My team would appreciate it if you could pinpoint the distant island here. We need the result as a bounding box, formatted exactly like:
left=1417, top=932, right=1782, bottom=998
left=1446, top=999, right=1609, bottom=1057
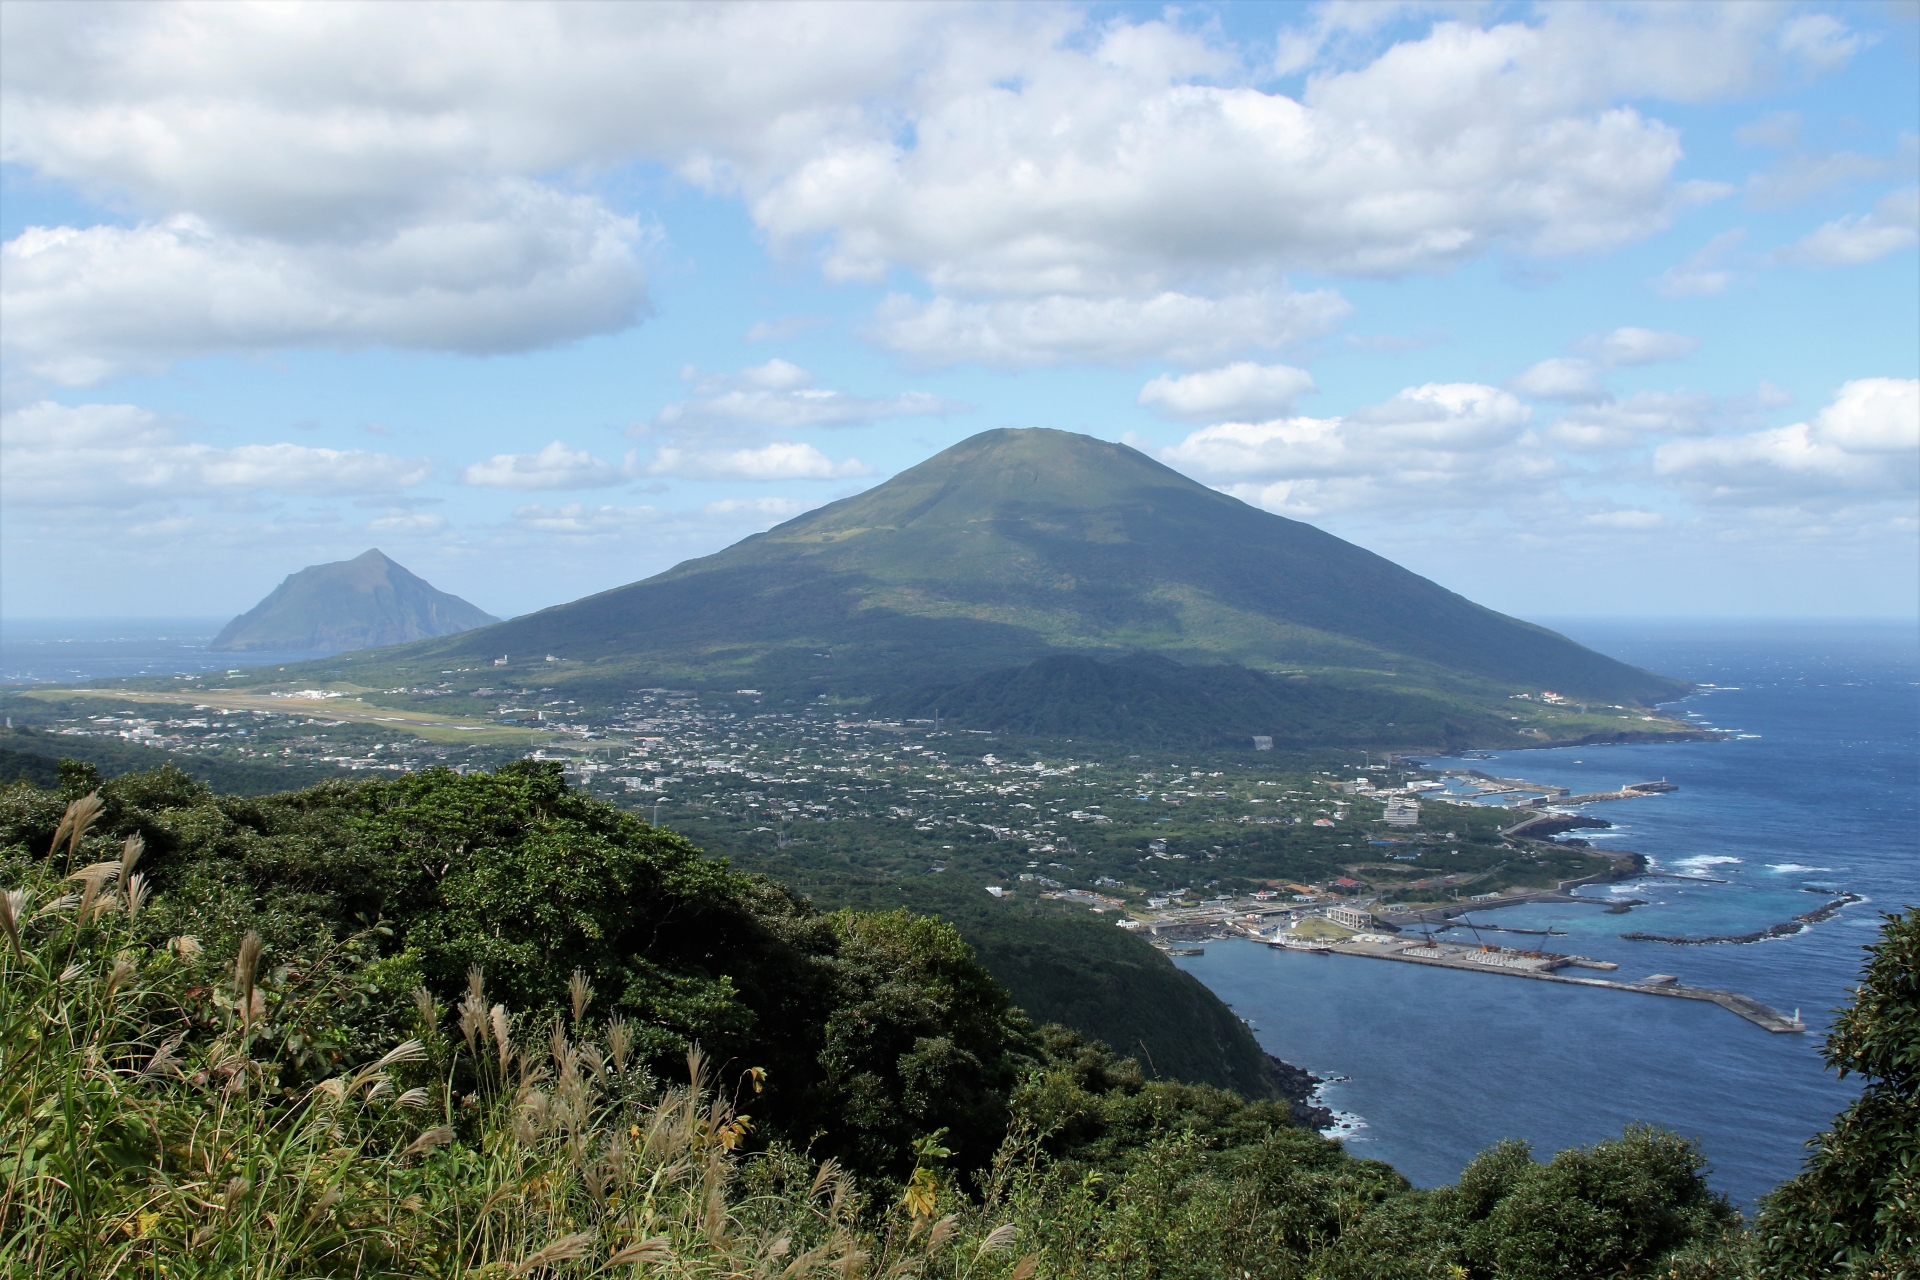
left=210, top=548, right=497, bottom=654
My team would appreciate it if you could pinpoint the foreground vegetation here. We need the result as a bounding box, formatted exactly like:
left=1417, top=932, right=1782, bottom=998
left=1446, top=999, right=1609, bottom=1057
left=2, top=763, right=1910, bottom=1277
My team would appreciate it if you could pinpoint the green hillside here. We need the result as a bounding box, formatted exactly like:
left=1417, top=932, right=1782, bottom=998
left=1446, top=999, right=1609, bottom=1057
left=211, top=548, right=497, bottom=653
left=256, top=430, right=1686, bottom=739
left=730, top=854, right=1282, bottom=1101
left=875, top=652, right=1529, bottom=748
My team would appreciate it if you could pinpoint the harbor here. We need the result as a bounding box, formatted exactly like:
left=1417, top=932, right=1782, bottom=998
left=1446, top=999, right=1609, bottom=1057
left=1141, top=891, right=1810, bottom=1034
left=1121, top=763, right=1840, bottom=1039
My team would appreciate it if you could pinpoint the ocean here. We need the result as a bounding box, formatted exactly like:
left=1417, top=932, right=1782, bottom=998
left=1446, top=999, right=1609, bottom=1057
left=1174, top=619, right=1918, bottom=1209
left=0, top=617, right=330, bottom=686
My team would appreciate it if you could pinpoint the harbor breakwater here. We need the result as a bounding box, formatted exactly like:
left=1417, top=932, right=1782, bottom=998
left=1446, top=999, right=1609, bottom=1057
left=1621, top=893, right=1865, bottom=946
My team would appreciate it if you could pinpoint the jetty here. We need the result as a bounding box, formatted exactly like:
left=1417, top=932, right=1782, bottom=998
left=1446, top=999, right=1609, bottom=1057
left=1516, top=778, right=1680, bottom=812
left=1622, top=893, right=1864, bottom=946
left=1260, top=933, right=1806, bottom=1033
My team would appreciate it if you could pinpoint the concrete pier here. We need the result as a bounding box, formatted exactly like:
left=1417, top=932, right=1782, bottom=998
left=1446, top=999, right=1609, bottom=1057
left=1261, top=934, right=1806, bottom=1034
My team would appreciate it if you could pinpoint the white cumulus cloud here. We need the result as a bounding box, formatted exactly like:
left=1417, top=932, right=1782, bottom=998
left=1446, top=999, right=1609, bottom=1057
left=1654, top=378, right=1919, bottom=504
left=1139, top=363, right=1317, bottom=423
left=1511, top=358, right=1608, bottom=403
left=0, top=400, right=432, bottom=505
left=759, top=8, right=1772, bottom=294
left=461, top=441, right=620, bottom=491
left=1773, top=187, right=1920, bottom=268
left=701, top=496, right=823, bottom=525
left=1654, top=229, right=1747, bottom=297
left=1586, top=327, right=1701, bottom=367
left=1512, top=328, right=1700, bottom=403
left=1, top=190, right=650, bottom=388
left=641, top=442, right=871, bottom=483
left=0, top=3, right=1834, bottom=378
left=1544, top=391, right=1720, bottom=452
left=1158, top=382, right=1538, bottom=517
left=868, top=291, right=1348, bottom=370
left=0, top=1, right=955, bottom=383
left=649, top=360, right=964, bottom=431
left=512, top=503, right=663, bottom=535
left=366, top=512, right=447, bottom=535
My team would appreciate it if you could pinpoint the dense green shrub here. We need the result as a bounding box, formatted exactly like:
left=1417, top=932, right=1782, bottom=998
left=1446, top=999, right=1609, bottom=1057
left=1751, top=908, right=1918, bottom=1278
left=0, top=763, right=1046, bottom=1179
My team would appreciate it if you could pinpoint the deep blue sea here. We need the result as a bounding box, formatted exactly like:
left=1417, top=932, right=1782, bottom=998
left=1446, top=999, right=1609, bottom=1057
left=1175, top=619, right=1918, bottom=1209
left=0, top=617, right=329, bottom=686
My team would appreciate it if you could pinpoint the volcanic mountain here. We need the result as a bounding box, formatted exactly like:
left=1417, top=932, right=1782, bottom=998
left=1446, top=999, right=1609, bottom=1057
left=382, top=429, right=1682, bottom=715
left=211, top=549, right=498, bottom=654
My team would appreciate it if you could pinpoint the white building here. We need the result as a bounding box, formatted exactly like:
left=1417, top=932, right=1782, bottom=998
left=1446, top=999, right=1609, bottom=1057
left=1327, top=906, right=1374, bottom=931
left=1383, top=797, right=1420, bottom=827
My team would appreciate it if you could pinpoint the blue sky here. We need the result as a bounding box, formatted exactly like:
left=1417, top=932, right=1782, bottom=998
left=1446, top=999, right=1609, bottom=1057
left=2, top=1, right=1915, bottom=623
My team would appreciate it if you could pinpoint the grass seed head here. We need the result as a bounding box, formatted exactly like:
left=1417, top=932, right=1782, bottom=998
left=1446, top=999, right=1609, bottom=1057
left=976, top=1223, right=1019, bottom=1257
left=70, top=859, right=121, bottom=919
left=606, top=1016, right=633, bottom=1073
left=124, top=872, right=151, bottom=919
left=491, top=1004, right=513, bottom=1072
left=0, top=887, right=24, bottom=955
left=509, top=1231, right=596, bottom=1277
left=233, top=931, right=264, bottom=1030
left=605, top=1236, right=674, bottom=1268
left=52, top=790, right=105, bottom=865
left=402, top=1126, right=454, bottom=1159
left=104, top=954, right=138, bottom=1001
left=142, top=1033, right=187, bottom=1079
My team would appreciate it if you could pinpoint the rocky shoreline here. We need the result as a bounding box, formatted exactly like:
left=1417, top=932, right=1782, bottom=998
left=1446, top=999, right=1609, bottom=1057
left=1621, top=893, right=1863, bottom=946
left=1266, top=1054, right=1338, bottom=1131
left=1527, top=728, right=1728, bottom=750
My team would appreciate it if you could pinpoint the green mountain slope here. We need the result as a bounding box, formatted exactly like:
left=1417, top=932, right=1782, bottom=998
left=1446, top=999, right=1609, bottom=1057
left=874, top=652, right=1524, bottom=748
left=211, top=549, right=497, bottom=653
left=330, top=429, right=1684, bottom=706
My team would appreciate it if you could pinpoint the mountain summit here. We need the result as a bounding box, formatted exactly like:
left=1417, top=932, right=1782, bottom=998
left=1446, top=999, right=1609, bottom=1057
left=211, top=550, right=498, bottom=654
left=401, top=428, right=1681, bottom=707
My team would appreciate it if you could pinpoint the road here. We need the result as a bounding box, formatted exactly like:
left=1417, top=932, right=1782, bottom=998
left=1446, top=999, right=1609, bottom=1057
left=24, top=687, right=543, bottom=743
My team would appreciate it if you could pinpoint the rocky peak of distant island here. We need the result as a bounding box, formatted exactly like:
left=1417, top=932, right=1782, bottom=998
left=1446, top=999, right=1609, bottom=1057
left=210, top=549, right=498, bottom=654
